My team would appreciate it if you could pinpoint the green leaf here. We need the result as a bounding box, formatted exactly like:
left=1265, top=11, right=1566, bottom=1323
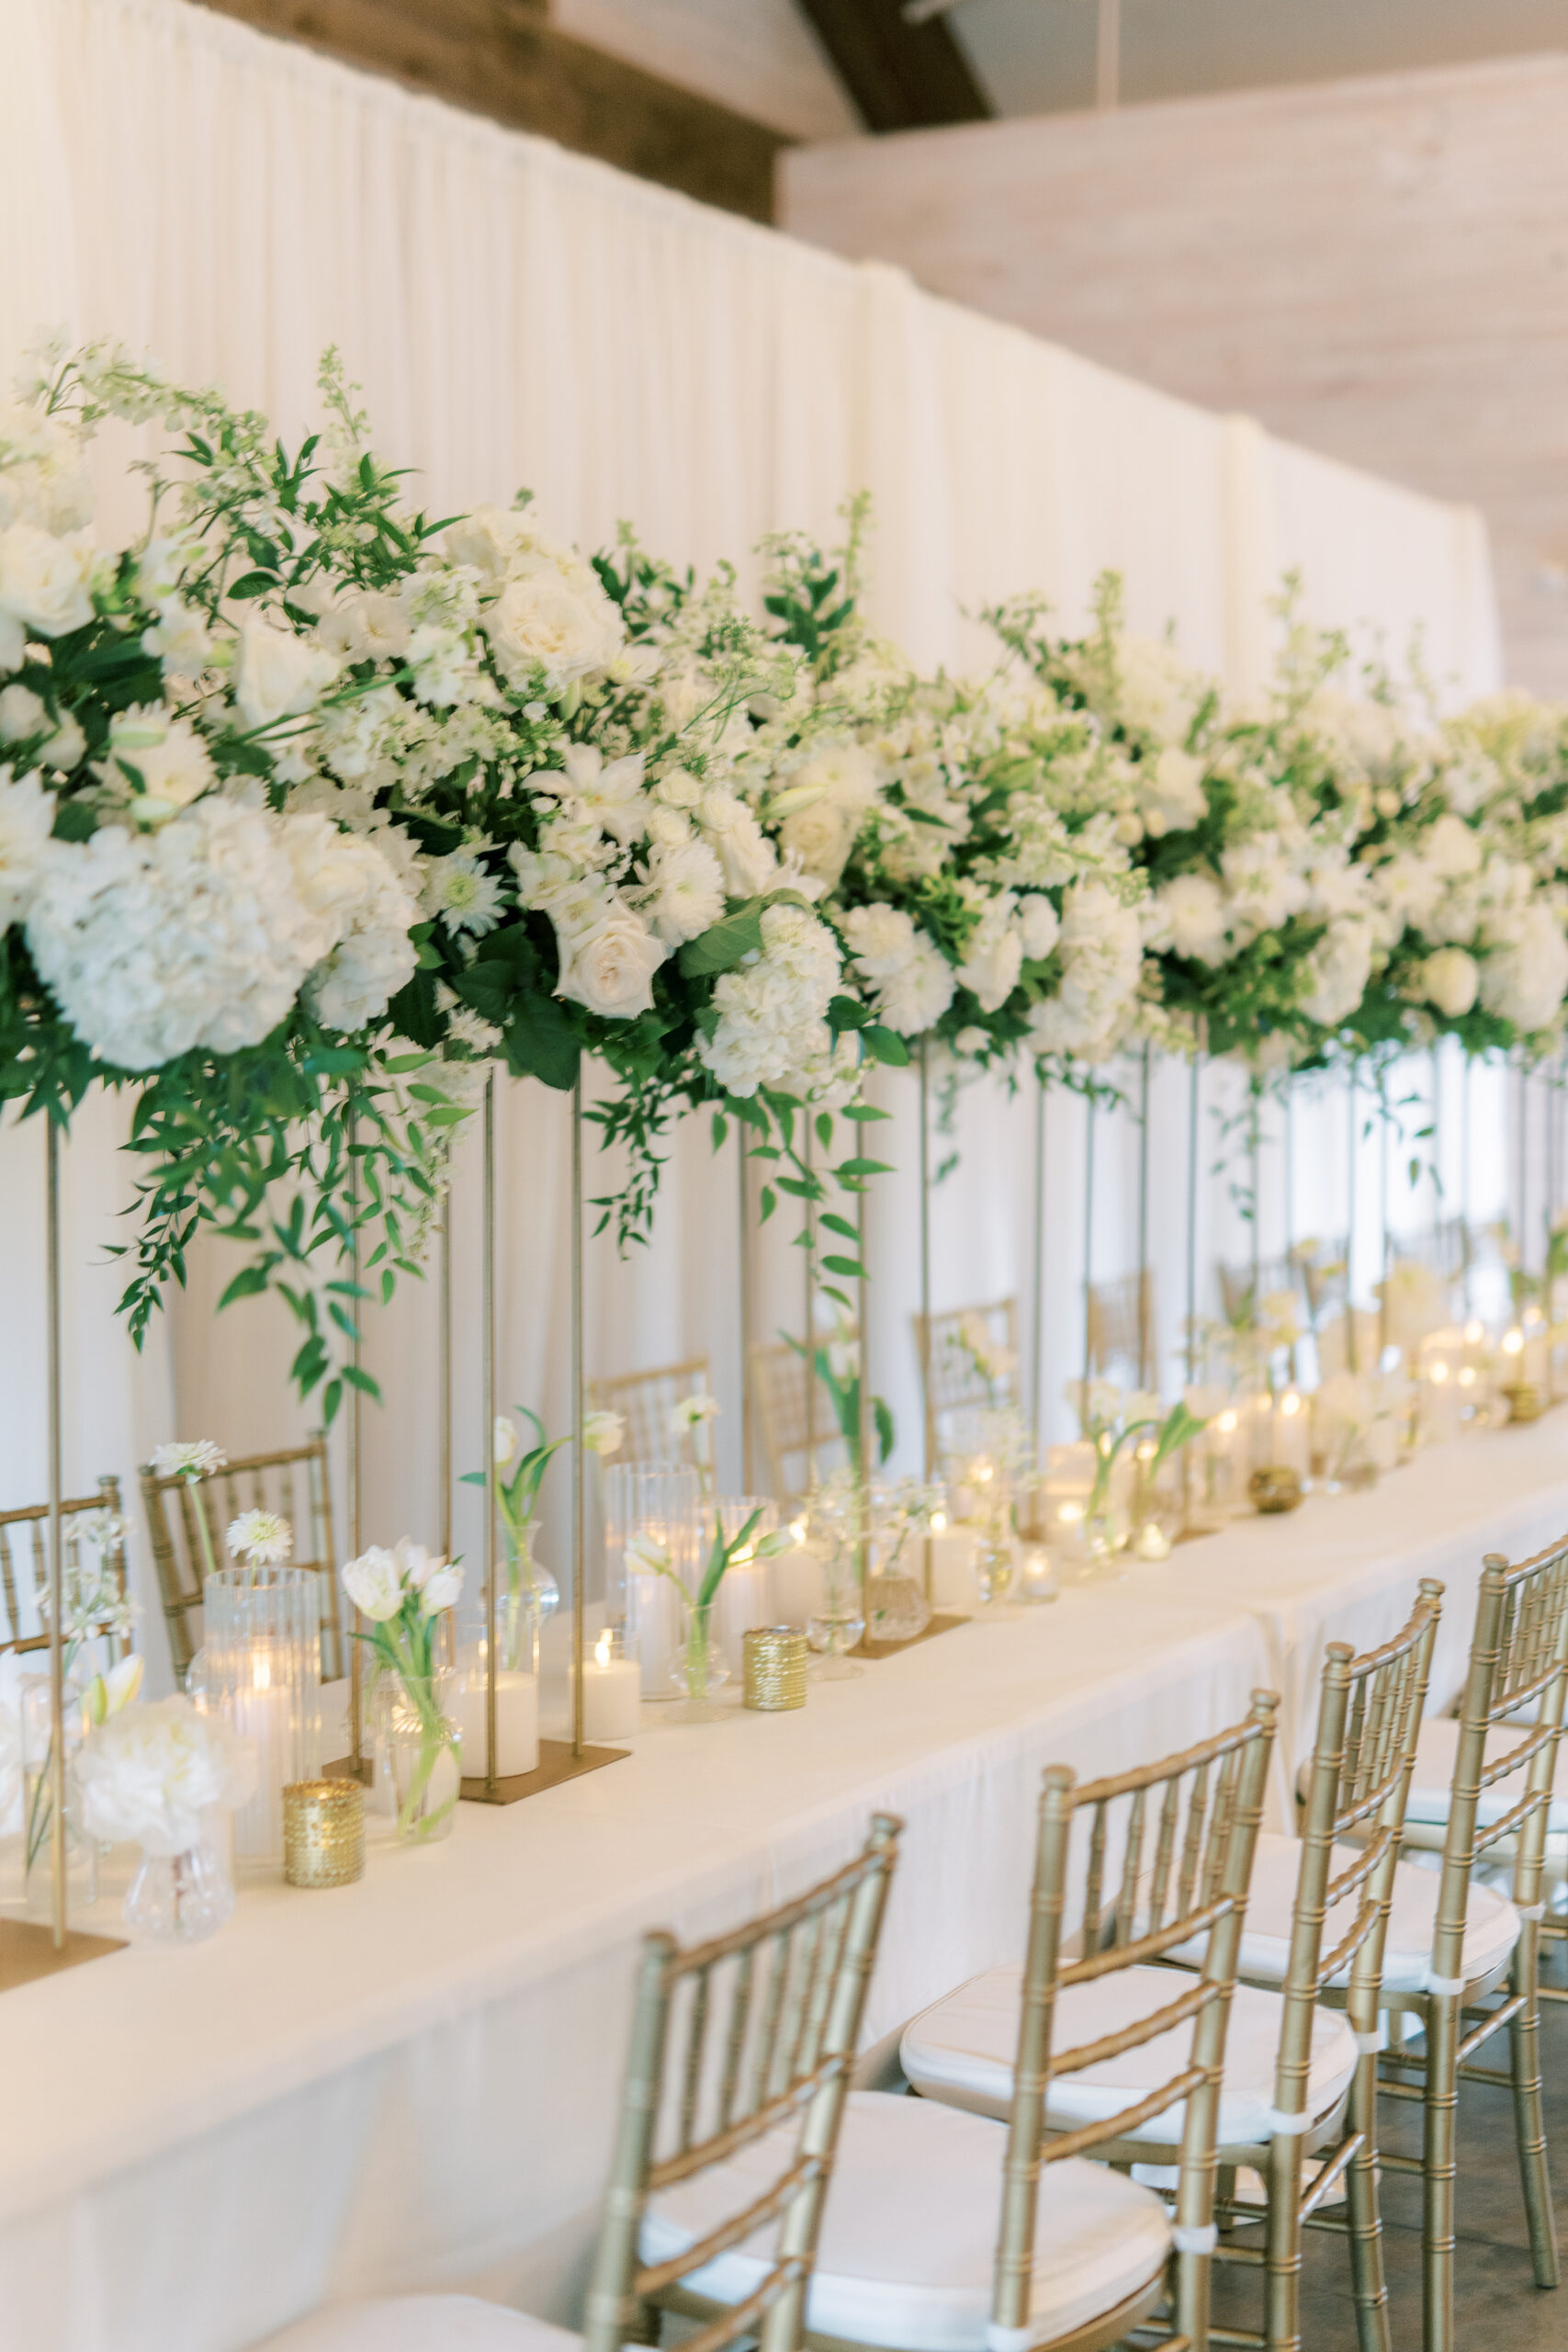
left=677, top=901, right=765, bottom=978
left=819, top=1212, right=859, bottom=1240
left=228, top=569, right=279, bottom=600
left=826, top=994, right=871, bottom=1033
left=863, top=1025, right=909, bottom=1068
left=218, top=1262, right=272, bottom=1308
left=503, top=992, right=580, bottom=1091
left=821, top=1254, right=868, bottom=1280
left=842, top=1103, right=891, bottom=1122
left=835, top=1156, right=893, bottom=1178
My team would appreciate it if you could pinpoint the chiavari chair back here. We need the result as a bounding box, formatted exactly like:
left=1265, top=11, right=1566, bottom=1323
left=913, top=1297, right=1019, bottom=1446
left=590, top=1358, right=713, bottom=1471
left=1215, top=1256, right=1298, bottom=1328
left=749, top=1339, right=850, bottom=1503
left=0, top=1475, right=131, bottom=1661
left=1297, top=1238, right=1349, bottom=1327
left=140, top=1441, right=341, bottom=1685
left=592, top=1812, right=902, bottom=2352
left=1086, top=1270, right=1157, bottom=1389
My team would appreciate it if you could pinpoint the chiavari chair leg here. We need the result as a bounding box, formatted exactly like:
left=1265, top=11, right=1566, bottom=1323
left=1263, top=2129, right=1303, bottom=2352
left=1506, top=1920, right=1560, bottom=2289
left=1343, top=2045, right=1392, bottom=2352
left=1421, top=1991, right=1459, bottom=2352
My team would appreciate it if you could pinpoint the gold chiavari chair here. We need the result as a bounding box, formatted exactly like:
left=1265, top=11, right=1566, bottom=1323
left=1296, top=1238, right=1349, bottom=1330
left=1372, top=1538, right=1568, bottom=2352
left=1139, top=1582, right=1443, bottom=2352
left=647, top=1696, right=1277, bottom=2352
left=0, top=1476, right=131, bottom=1662
left=590, top=1358, right=713, bottom=1470
left=249, top=1814, right=904, bottom=2352
left=1086, top=1270, right=1158, bottom=1390
left=749, top=1338, right=851, bottom=1503
left=913, top=1296, right=1019, bottom=1463
left=1215, top=1258, right=1299, bottom=1328
left=140, top=1441, right=342, bottom=1687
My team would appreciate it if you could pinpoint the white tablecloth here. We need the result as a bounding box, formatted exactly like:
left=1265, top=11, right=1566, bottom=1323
left=4, top=1419, right=1565, bottom=2352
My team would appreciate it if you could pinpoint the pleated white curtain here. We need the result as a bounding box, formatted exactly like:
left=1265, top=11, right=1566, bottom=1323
left=0, top=0, right=1506, bottom=1689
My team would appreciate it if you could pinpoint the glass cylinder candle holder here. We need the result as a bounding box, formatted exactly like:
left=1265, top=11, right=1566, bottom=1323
left=204, top=1566, right=323, bottom=1866
left=605, top=1465, right=701, bottom=1699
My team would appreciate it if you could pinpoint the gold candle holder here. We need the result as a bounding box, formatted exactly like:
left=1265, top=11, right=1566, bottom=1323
left=284, top=1780, right=365, bottom=1889
left=743, top=1626, right=807, bottom=1713
left=1248, top=1465, right=1303, bottom=1515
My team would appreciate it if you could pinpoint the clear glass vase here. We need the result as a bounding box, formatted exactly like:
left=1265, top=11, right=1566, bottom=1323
left=499, top=1526, right=558, bottom=1672
left=19, top=1675, right=98, bottom=1923
left=670, top=1598, right=732, bottom=1720
left=124, top=1839, right=234, bottom=1944
left=386, top=1673, right=461, bottom=1843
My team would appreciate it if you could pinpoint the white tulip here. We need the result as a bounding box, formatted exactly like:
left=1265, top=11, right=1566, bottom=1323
left=341, top=1544, right=406, bottom=1622
left=584, top=1410, right=625, bottom=1457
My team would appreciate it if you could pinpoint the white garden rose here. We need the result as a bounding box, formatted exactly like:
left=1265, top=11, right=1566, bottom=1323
left=482, top=568, right=622, bottom=688
left=233, top=615, right=339, bottom=732
left=1300, top=918, right=1375, bottom=1028
left=778, top=797, right=854, bottom=886
left=0, top=765, right=56, bottom=930
left=1156, top=872, right=1228, bottom=964
left=76, top=1697, right=254, bottom=1857
left=555, top=901, right=667, bottom=1019
left=0, top=523, right=98, bottom=638
left=878, top=933, right=956, bottom=1035
left=1479, top=902, right=1568, bottom=1035
left=25, top=798, right=323, bottom=1069
left=1419, top=946, right=1480, bottom=1019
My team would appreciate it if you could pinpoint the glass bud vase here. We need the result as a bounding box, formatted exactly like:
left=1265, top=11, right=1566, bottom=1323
left=500, top=1526, right=558, bottom=1672
left=670, top=1599, right=732, bottom=1721
left=387, top=1674, right=461, bottom=1844
left=124, top=1839, right=234, bottom=1944
left=20, top=1675, right=98, bottom=1923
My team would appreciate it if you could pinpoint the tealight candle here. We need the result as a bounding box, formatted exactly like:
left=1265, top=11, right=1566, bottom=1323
left=453, top=1657, right=538, bottom=1778
left=582, top=1628, right=641, bottom=1742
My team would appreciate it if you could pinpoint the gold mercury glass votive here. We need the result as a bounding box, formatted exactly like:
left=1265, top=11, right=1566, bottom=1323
left=1249, top=1465, right=1303, bottom=1516
left=743, top=1626, right=807, bottom=1713
left=284, top=1779, right=366, bottom=1888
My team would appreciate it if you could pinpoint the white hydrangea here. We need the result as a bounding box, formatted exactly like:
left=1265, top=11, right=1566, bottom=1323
left=0, top=764, right=56, bottom=929
left=1028, top=881, right=1143, bottom=1062
left=697, top=903, right=843, bottom=1095
left=1156, top=871, right=1228, bottom=965
left=26, top=798, right=325, bottom=1069
left=1479, top=901, right=1568, bottom=1035
left=282, top=818, right=420, bottom=1031
left=1299, top=918, right=1376, bottom=1028
left=840, top=901, right=957, bottom=1036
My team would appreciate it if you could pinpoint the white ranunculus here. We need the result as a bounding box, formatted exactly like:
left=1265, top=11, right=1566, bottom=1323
left=1420, top=946, right=1480, bottom=1019
left=956, top=902, right=1022, bottom=1013
left=640, top=837, right=726, bottom=945
left=482, top=569, right=622, bottom=688
left=878, top=933, right=957, bottom=1035
left=0, top=766, right=56, bottom=930
left=76, top=1696, right=255, bottom=1856
left=555, top=901, right=667, bottom=1019
left=1156, top=872, right=1228, bottom=964
left=233, top=615, right=339, bottom=732
left=0, top=523, right=97, bottom=638
left=1016, top=894, right=1061, bottom=961
left=342, top=1544, right=406, bottom=1622
left=842, top=901, right=917, bottom=978
left=26, top=798, right=323, bottom=1068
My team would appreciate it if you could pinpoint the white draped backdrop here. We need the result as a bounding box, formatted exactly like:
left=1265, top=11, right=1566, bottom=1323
left=0, top=0, right=1512, bottom=1692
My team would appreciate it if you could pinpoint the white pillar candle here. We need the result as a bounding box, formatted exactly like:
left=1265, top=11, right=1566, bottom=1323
left=627, top=1567, right=682, bottom=1698
left=716, top=1559, right=773, bottom=1676
left=1269, top=1389, right=1313, bottom=1476
left=769, top=1538, right=824, bottom=1629
left=926, top=1526, right=980, bottom=1609
left=453, top=1668, right=538, bottom=1778
left=582, top=1632, right=642, bottom=1742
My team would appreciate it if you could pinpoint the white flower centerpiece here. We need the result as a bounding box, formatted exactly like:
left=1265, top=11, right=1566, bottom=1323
left=76, top=1695, right=254, bottom=1943
left=342, top=1539, right=464, bottom=1842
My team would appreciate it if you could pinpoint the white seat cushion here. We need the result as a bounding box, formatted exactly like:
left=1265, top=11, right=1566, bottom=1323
left=1160, top=1831, right=1519, bottom=1996
left=253, top=2300, right=579, bottom=2352
left=901, top=1966, right=1356, bottom=2151
left=1404, top=1716, right=1568, bottom=1836
left=641, top=2088, right=1169, bottom=2352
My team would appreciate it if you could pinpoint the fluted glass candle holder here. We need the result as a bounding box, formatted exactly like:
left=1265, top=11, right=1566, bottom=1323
left=204, top=1566, right=322, bottom=1864
left=604, top=1465, right=701, bottom=1700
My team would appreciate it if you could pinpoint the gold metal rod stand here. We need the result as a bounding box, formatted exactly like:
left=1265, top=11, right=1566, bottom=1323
left=1136, top=1043, right=1152, bottom=1391
left=1346, top=1069, right=1359, bottom=1374
left=1030, top=1067, right=1047, bottom=1448
left=1080, top=1095, right=1096, bottom=1390
left=571, top=1076, right=585, bottom=1758
left=483, top=1074, right=498, bottom=1795
left=919, top=1040, right=934, bottom=1481
left=1461, top=1053, right=1473, bottom=1317
left=803, top=1116, right=818, bottom=1489
left=1379, top=1091, right=1392, bottom=1364
left=856, top=1176, right=872, bottom=1589
left=439, top=1190, right=452, bottom=1566
left=739, top=1122, right=755, bottom=1494
left=1283, top=1077, right=1298, bottom=1386
left=46, top=1119, right=64, bottom=1951
left=346, top=1112, right=365, bottom=1781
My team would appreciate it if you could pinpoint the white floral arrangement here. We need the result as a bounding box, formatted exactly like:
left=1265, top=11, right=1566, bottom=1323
left=76, top=1695, right=254, bottom=1856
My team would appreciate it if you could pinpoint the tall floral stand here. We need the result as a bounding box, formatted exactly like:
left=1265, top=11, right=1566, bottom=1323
left=458, top=1072, right=628, bottom=1804
left=0, top=1121, right=124, bottom=1990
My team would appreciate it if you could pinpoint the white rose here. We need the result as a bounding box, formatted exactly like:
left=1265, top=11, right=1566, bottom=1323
left=1426, top=812, right=1483, bottom=880
left=342, top=1545, right=406, bottom=1622
left=0, top=683, right=83, bottom=770
left=0, top=524, right=97, bottom=638
left=233, top=616, right=339, bottom=731
left=655, top=766, right=705, bottom=809
left=1479, top=902, right=1568, bottom=1035
left=1300, top=919, right=1375, bottom=1028
left=482, top=571, right=622, bottom=688
left=1017, top=894, right=1061, bottom=960
left=555, top=902, right=667, bottom=1019
left=778, top=797, right=854, bottom=886
left=1419, top=946, right=1480, bottom=1019
left=1156, top=872, right=1229, bottom=965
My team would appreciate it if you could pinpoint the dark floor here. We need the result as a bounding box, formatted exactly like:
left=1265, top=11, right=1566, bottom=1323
left=1210, top=1943, right=1568, bottom=2350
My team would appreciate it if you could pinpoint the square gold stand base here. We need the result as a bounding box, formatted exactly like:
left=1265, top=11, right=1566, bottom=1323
left=855, top=1611, right=967, bottom=1663
left=321, top=1754, right=375, bottom=1785
left=460, top=1736, right=629, bottom=1806
left=0, top=1916, right=126, bottom=1993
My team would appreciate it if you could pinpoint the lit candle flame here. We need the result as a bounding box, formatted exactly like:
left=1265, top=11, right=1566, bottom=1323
left=1280, top=1390, right=1303, bottom=1417
left=594, top=1630, right=612, bottom=1671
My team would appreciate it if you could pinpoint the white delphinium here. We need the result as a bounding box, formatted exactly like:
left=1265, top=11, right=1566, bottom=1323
left=26, top=797, right=327, bottom=1069
left=698, top=901, right=844, bottom=1093
left=77, top=1697, right=255, bottom=1856
left=0, top=764, right=56, bottom=929
left=1108, top=634, right=1206, bottom=750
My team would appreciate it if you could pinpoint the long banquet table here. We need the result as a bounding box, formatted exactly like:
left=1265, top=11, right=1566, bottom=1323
left=3, top=1417, right=1566, bottom=2352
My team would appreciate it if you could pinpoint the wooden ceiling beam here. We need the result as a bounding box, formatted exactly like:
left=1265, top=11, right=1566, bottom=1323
left=795, top=0, right=991, bottom=132
left=194, top=0, right=788, bottom=222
